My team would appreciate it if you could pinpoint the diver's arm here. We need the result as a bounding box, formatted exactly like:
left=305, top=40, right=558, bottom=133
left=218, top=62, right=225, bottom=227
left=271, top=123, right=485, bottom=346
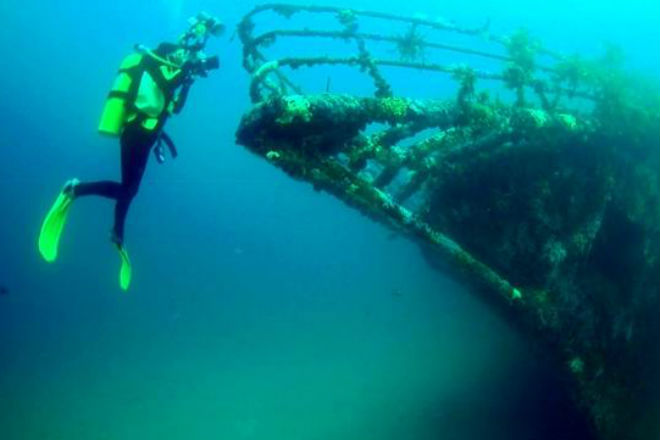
left=172, top=78, right=193, bottom=114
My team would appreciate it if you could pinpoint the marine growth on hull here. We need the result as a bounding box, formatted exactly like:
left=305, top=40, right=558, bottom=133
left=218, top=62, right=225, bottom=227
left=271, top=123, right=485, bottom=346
left=234, top=4, right=660, bottom=439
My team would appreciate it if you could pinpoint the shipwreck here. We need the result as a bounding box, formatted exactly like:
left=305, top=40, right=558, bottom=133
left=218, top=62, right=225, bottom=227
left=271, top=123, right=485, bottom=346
left=234, top=4, right=660, bottom=439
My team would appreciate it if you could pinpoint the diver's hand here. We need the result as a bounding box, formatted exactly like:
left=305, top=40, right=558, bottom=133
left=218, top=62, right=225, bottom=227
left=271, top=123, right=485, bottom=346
left=183, top=75, right=195, bottom=86
left=173, top=78, right=194, bottom=114
left=181, top=60, right=194, bottom=75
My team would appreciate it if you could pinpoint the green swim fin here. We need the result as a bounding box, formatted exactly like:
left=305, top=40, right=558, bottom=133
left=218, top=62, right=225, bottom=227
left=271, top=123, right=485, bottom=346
left=38, top=179, right=79, bottom=262
left=116, top=243, right=132, bottom=291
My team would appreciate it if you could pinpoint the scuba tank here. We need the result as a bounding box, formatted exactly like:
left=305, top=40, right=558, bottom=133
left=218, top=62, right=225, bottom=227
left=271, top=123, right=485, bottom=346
left=98, top=44, right=186, bottom=136
left=98, top=53, right=143, bottom=137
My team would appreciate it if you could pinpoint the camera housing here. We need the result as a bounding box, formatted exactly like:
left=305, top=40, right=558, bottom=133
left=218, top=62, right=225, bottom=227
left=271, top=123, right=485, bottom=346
left=186, top=55, right=220, bottom=77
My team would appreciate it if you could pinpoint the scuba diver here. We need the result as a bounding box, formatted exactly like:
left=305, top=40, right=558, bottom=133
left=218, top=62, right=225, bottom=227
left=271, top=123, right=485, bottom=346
left=38, top=12, right=224, bottom=290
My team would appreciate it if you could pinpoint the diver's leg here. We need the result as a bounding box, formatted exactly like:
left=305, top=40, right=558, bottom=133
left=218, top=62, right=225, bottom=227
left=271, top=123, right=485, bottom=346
left=112, top=126, right=156, bottom=244
left=74, top=181, right=122, bottom=199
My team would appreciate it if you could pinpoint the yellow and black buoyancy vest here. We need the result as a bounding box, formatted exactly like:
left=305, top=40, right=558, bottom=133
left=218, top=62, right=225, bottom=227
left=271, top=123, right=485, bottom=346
left=98, top=52, right=183, bottom=136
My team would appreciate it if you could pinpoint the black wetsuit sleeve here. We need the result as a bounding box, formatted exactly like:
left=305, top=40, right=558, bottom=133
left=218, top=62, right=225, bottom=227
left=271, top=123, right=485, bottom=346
left=172, top=79, right=193, bottom=114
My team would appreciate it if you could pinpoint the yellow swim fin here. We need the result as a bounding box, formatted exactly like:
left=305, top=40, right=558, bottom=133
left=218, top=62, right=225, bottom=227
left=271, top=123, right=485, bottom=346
left=116, top=243, right=132, bottom=291
left=38, top=179, right=79, bottom=262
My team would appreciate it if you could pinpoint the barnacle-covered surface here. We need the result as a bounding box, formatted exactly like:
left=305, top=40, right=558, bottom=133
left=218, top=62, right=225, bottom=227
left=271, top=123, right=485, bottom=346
left=235, top=4, right=660, bottom=439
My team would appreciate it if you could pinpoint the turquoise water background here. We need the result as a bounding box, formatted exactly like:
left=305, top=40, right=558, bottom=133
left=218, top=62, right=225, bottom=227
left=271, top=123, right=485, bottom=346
left=0, top=0, right=658, bottom=438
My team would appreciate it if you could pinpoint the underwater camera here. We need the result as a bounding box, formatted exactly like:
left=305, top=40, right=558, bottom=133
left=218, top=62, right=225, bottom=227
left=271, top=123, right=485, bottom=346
left=178, top=12, right=223, bottom=78
left=186, top=55, right=220, bottom=77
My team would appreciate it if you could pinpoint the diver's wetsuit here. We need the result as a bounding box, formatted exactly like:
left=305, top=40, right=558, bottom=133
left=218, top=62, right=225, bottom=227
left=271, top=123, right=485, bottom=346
left=74, top=122, right=159, bottom=243
left=73, top=44, right=193, bottom=245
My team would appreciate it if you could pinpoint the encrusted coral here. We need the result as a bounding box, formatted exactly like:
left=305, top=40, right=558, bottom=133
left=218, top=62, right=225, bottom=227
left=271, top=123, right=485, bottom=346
left=377, top=97, right=409, bottom=121
left=557, top=113, right=578, bottom=130
left=512, top=108, right=550, bottom=130
left=569, top=357, right=585, bottom=375
left=276, top=95, right=312, bottom=125
left=396, top=24, right=427, bottom=62
left=265, top=150, right=281, bottom=160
